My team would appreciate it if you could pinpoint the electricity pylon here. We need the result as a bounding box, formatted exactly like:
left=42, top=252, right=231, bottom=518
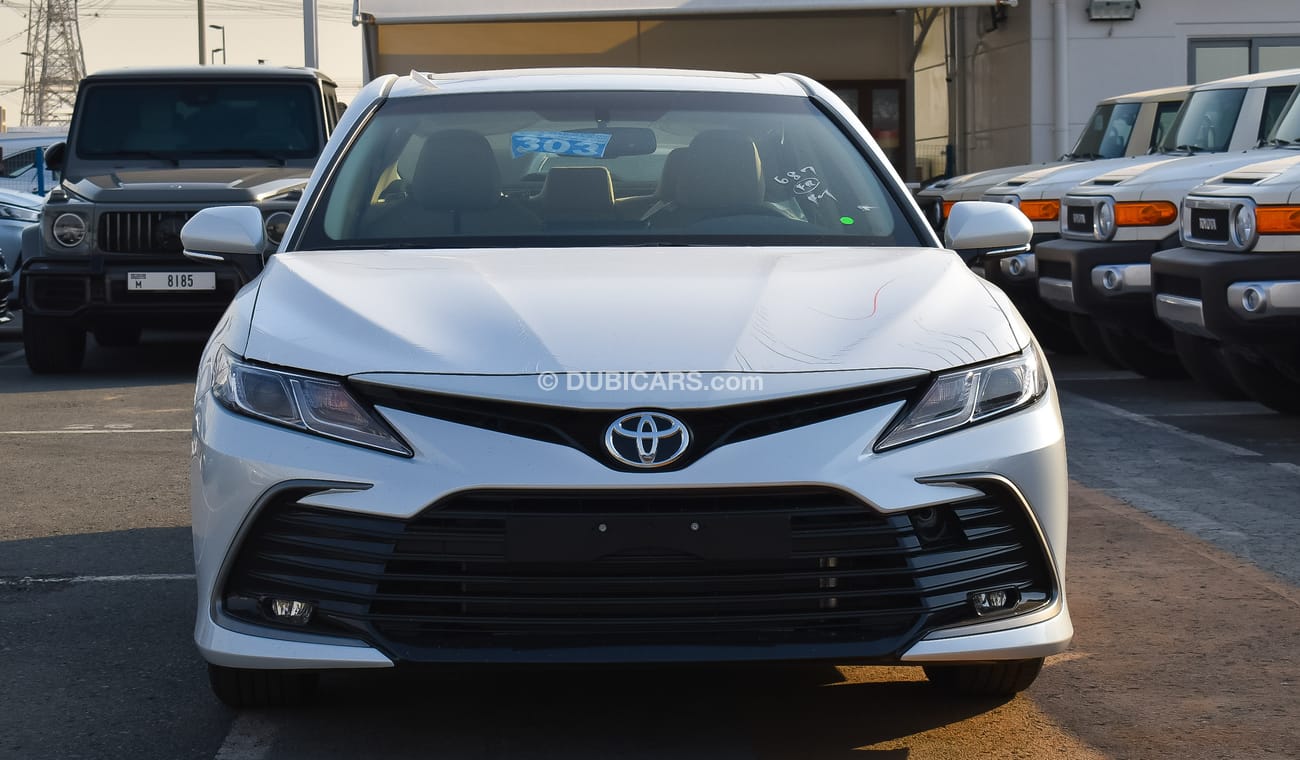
left=20, top=0, right=87, bottom=126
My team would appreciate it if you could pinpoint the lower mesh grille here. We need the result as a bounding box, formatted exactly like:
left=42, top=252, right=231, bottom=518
left=223, top=487, right=1053, bottom=659
left=1037, top=260, right=1072, bottom=281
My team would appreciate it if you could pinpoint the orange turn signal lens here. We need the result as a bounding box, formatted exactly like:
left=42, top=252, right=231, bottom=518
left=1114, top=201, right=1178, bottom=227
left=1257, top=205, right=1300, bottom=234
left=1018, top=199, right=1060, bottom=222
left=942, top=201, right=956, bottom=219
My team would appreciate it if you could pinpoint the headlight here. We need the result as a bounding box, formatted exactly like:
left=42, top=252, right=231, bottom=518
left=1002, top=195, right=1022, bottom=209
left=875, top=346, right=1049, bottom=450
left=212, top=348, right=412, bottom=456
left=52, top=213, right=87, bottom=247
left=264, top=211, right=292, bottom=246
left=1096, top=199, right=1116, bottom=240
left=0, top=203, right=40, bottom=222
left=1233, top=204, right=1257, bottom=250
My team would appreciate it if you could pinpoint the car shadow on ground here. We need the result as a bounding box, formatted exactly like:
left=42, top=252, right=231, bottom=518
left=0, top=330, right=207, bottom=393
left=267, top=665, right=1009, bottom=758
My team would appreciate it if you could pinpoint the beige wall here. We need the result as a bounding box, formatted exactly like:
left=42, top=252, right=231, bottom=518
left=376, top=14, right=905, bottom=81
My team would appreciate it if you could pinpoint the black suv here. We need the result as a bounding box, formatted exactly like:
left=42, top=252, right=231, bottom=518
left=19, top=66, right=342, bottom=373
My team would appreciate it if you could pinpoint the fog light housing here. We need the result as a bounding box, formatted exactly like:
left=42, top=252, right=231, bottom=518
left=1101, top=268, right=1122, bottom=291
left=1241, top=287, right=1266, bottom=314
left=266, top=598, right=314, bottom=625
left=969, top=588, right=1020, bottom=616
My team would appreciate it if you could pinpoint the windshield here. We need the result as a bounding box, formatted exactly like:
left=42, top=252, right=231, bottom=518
left=73, top=81, right=323, bottom=161
left=1071, top=102, right=1141, bottom=159
left=298, top=90, right=922, bottom=250
left=1160, top=88, right=1246, bottom=153
left=1265, top=86, right=1300, bottom=144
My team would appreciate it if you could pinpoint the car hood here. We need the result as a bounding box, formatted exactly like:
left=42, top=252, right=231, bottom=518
left=64, top=166, right=309, bottom=204
left=1081, top=148, right=1295, bottom=191
left=0, top=187, right=43, bottom=211
left=983, top=155, right=1179, bottom=200
left=242, top=247, right=1023, bottom=378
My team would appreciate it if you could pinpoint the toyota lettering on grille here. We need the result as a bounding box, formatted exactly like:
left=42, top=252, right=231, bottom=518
left=1198, top=217, right=1218, bottom=231
left=604, top=412, right=690, bottom=468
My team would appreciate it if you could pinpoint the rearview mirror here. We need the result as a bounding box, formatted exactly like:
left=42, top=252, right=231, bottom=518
left=944, top=201, right=1032, bottom=266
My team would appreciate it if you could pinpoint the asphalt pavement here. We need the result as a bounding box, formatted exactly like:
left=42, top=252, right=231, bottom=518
left=2, top=332, right=1298, bottom=759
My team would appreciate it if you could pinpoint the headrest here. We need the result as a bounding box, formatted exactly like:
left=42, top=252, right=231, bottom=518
left=656, top=147, right=689, bottom=201
left=537, top=166, right=615, bottom=212
left=410, top=129, right=501, bottom=211
left=674, top=131, right=764, bottom=210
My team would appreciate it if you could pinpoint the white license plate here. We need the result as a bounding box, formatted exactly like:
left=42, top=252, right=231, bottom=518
left=127, top=272, right=216, bottom=291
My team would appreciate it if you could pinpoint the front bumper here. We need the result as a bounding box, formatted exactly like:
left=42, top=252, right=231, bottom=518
left=19, top=254, right=261, bottom=329
left=1151, top=246, right=1300, bottom=345
left=192, top=373, right=1072, bottom=670
left=1035, top=237, right=1162, bottom=323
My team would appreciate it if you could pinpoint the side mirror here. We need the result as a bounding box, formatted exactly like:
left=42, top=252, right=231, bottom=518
left=182, top=206, right=266, bottom=263
left=42, top=142, right=66, bottom=173
left=944, top=201, right=1033, bottom=266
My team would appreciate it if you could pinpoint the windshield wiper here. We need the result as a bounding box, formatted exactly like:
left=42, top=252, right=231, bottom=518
left=1167, top=144, right=1209, bottom=155
left=186, top=149, right=288, bottom=166
left=1262, top=137, right=1295, bottom=148
left=106, top=150, right=180, bottom=166
left=1066, top=152, right=1104, bottom=160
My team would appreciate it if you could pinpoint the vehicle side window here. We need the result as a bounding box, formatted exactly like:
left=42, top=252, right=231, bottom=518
left=1150, top=100, right=1183, bottom=152
left=1259, top=86, right=1296, bottom=141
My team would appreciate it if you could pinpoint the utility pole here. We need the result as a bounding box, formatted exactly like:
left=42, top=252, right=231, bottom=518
left=303, top=0, right=318, bottom=68
left=198, top=0, right=206, bottom=65
left=20, top=0, right=87, bottom=126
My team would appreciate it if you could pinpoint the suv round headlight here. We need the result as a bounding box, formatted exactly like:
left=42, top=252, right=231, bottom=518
left=52, top=213, right=87, bottom=247
left=264, top=211, right=293, bottom=246
left=1096, top=200, right=1116, bottom=240
left=1233, top=204, right=1257, bottom=250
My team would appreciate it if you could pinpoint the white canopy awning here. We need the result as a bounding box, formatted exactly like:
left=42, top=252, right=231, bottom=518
left=357, top=0, right=995, bottom=24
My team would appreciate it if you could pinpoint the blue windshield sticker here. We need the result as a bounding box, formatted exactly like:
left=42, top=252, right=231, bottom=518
left=511, top=131, right=610, bottom=159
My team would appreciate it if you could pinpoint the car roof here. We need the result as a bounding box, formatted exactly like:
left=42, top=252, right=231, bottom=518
left=1190, top=67, right=1300, bottom=91
left=1104, top=84, right=1191, bottom=103
left=386, top=68, right=810, bottom=99
left=83, top=65, right=336, bottom=86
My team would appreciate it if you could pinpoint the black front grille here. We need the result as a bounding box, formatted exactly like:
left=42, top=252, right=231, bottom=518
left=1065, top=204, right=1094, bottom=234
left=1188, top=207, right=1230, bottom=242
left=352, top=378, right=925, bottom=472
left=97, top=211, right=197, bottom=254
left=223, top=486, right=1053, bottom=661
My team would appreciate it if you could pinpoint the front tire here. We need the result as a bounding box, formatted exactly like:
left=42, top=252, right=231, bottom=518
left=1097, top=324, right=1187, bottom=379
left=23, top=313, right=86, bottom=374
left=207, top=664, right=319, bottom=708
left=1172, top=333, right=1244, bottom=400
left=1068, top=314, right=1122, bottom=368
left=923, top=658, right=1044, bottom=697
left=1223, top=349, right=1300, bottom=414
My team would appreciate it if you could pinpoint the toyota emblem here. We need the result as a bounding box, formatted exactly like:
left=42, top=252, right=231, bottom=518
left=604, top=411, right=690, bottom=468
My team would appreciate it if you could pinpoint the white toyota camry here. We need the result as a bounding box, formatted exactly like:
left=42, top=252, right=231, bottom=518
left=185, top=68, right=1069, bottom=708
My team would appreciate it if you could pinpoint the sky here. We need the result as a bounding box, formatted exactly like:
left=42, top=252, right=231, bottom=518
left=0, top=0, right=365, bottom=129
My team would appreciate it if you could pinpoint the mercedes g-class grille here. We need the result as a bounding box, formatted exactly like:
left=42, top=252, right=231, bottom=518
left=97, top=211, right=196, bottom=254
